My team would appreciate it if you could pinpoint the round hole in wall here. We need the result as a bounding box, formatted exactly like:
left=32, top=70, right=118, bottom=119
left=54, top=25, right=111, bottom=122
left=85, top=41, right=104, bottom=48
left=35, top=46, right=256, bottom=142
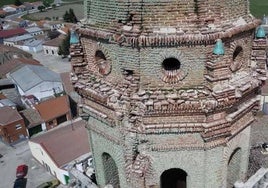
left=162, top=58, right=181, bottom=71
left=161, top=58, right=186, bottom=83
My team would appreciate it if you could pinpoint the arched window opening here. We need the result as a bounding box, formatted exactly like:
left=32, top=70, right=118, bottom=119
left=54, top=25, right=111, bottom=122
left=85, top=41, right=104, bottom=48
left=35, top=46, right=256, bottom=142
left=230, top=46, right=243, bottom=72
left=94, top=50, right=111, bottom=75
left=102, top=153, right=120, bottom=188
left=95, top=50, right=106, bottom=61
left=227, top=148, right=242, bottom=188
left=162, top=58, right=181, bottom=71
left=161, top=168, right=187, bottom=188
left=232, top=46, right=243, bottom=62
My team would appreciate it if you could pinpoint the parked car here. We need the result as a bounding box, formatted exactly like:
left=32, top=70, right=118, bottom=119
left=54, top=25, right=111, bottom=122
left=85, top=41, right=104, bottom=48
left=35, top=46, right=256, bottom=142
left=16, top=164, right=28, bottom=178
left=13, top=178, right=27, bottom=188
left=36, top=179, right=60, bottom=188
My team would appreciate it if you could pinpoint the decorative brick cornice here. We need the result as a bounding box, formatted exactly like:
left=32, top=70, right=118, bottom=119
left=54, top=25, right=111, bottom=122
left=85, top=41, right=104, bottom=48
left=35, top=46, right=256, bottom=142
left=77, top=19, right=260, bottom=47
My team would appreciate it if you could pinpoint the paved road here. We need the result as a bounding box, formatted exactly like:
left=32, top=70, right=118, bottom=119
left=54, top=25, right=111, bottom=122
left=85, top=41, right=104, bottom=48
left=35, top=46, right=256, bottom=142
left=31, top=52, right=71, bottom=73
left=0, top=140, right=54, bottom=188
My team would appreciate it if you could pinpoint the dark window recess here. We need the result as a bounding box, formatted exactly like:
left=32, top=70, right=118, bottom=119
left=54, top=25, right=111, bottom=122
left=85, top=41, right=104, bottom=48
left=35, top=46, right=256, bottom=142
left=95, top=50, right=106, bottom=61
left=161, top=168, right=187, bottom=188
left=122, top=69, right=134, bottom=76
left=56, top=115, right=67, bottom=124
left=162, top=58, right=181, bottom=71
left=233, top=46, right=243, bottom=61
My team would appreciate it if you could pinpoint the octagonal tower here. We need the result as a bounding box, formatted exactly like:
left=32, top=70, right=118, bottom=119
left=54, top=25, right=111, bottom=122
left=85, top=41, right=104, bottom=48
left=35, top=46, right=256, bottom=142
left=71, top=0, right=266, bottom=187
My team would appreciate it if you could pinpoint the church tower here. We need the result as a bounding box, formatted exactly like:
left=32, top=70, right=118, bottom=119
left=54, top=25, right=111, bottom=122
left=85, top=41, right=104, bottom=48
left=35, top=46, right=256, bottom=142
left=71, top=0, right=266, bottom=187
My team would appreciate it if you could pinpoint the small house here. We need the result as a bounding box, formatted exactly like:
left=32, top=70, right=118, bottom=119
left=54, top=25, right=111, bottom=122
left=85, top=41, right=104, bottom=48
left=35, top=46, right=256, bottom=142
left=34, top=95, right=71, bottom=131
left=29, top=119, right=90, bottom=185
left=7, top=64, right=64, bottom=101
left=0, top=106, right=28, bottom=144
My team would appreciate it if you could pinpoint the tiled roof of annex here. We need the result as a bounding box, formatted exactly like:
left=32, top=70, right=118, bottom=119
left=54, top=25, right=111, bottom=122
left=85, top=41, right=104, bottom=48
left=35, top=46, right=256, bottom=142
left=34, top=95, right=70, bottom=122
left=30, top=119, right=90, bottom=167
left=0, top=106, right=22, bottom=126
left=0, top=28, right=27, bottom=38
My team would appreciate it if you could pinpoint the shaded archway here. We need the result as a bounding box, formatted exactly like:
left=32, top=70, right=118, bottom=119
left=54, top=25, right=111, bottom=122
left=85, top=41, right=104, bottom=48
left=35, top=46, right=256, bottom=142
left=161, top=168, right=187, bottom=188
left=102, top=152, right=120, bottom=188
left=230, top=46, right=243, bottom=72
left=94, top=50, right=111, bottom=75
left=232, top=46, right=243, bottom=62
left=227, top=148, right=242, bottom=188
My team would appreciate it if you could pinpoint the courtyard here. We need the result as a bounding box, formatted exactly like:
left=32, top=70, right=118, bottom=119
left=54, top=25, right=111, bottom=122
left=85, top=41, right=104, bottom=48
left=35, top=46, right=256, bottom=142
left=0, top=140, right=55, bottom=188
left=248, top=114, right=268, bottom=177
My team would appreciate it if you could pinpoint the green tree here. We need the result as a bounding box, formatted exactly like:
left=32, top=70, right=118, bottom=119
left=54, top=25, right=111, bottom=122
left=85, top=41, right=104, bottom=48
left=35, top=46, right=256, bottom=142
left=58, top=31, right=70, bottom=57
left=63, top=10, right=70, bottom=22
left=43, top=0, right=50, bottom=8
left=68, top=8, right=78, bottom=23
left=38, top=5, right=45, bottom=12
left=14, top=0, right=22, bottom=6
left=63, top=9, right=78, bottom=23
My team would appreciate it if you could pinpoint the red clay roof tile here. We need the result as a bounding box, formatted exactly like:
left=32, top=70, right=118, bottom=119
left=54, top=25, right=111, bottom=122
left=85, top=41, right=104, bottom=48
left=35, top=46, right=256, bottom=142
left=34, top=95, right=70, bottom=122
left=30, top=120, right=90, bottom=167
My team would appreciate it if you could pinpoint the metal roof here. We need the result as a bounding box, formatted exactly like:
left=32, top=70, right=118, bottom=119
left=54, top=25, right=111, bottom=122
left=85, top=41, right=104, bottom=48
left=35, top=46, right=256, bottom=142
left=0, top=98, right=16, bottom=107
left=23, top=39, right=43, bottom=47
left=25, top=27, right=42, bottom=33
left=0, top=78, right=14, bottom=86
left=4, top=34, right=33, bottom=42
left=9, top=65, right=61, bottom=92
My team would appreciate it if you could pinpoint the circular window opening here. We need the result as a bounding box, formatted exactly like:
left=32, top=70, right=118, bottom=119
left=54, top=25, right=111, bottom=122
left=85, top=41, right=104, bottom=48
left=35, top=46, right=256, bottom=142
left=94, top=50, right=111, bottom=75
left=161, top=58, right=186, bottom=83
left=162, top=58, right=181, bottom=71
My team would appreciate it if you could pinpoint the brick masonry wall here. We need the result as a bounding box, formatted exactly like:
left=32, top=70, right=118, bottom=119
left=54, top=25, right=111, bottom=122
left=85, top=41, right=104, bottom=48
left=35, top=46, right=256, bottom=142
left=87, top=116, right=251, bottom=188
left=88, top=118, right=128, bottom=188
left=0, top=119, right=28, bottom=144
left=139, top=46, right=206, bottom=88
left=86, top=0, right=250, bottom=34
left=81, top=30, right=254, bottom=91
left=76, top=1, right=260, bottom=187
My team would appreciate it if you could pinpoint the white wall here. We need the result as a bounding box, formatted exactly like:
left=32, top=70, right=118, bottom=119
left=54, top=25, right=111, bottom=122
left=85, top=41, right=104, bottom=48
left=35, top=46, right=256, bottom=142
left=29, top=141, right=69, bottom=184
left=16, top=44, right=43, bottom=53
left=41, top=123, right=46, bottom=131
left=30, top=31, right=44, bottom=36
left=4, top=41, right=15, bottom=46
left=16, top=81, right=63, bottom=101
left=43, top=45, right=59, bottom=56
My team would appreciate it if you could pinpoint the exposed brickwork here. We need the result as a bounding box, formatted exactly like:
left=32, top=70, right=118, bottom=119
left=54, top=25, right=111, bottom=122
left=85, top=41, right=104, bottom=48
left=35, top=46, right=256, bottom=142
left=71, top=0, right=267, bottom=187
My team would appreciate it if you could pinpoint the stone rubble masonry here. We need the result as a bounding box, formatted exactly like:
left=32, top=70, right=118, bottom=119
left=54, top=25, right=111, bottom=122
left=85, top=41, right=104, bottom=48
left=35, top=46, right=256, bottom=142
left=70, top=0, right=267, bottom=187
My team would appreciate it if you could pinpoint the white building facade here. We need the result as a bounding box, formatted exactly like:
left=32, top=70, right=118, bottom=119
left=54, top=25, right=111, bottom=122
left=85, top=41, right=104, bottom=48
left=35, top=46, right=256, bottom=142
left=29, top=141, right=70, bottom=184
left=7, top=65, right=64, bottom=101
left=43, top=45, right=59, bottom=56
